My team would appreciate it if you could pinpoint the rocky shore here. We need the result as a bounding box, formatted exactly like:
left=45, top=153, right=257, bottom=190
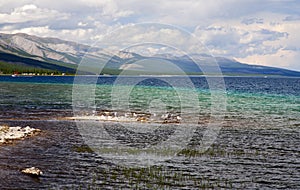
left=0, top=125, right=41, bottom=144
left=67, top=111, right=182, bottom=123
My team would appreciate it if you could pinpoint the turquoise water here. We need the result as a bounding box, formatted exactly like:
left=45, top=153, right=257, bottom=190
left=0, top=76, right=299, bottom=128
left=0, top=76, right=299, bottom=189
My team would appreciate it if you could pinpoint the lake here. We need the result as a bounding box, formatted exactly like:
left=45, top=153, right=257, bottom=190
left=0, top=76, right=299, bottom=189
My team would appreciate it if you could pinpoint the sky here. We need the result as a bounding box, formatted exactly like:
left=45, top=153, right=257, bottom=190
left=0, top=0, right=300, bottom=71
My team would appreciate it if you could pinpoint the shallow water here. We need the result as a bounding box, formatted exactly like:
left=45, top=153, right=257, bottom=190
left=0, top=120, right=299, bottom=189
left=0, top=76, right=299, bottom=189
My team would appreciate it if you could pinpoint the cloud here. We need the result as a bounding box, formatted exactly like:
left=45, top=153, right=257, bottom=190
left=0, top=4, right=69, bottom=23
left=96, top=23, right=210, bottom=57
left=236, top=48, right=300, bottom=71
left=284, top=15, right=300, bottom=21
left=193, top=11, right=300, bottom=70
left=1, top=26, right=99, bottom=44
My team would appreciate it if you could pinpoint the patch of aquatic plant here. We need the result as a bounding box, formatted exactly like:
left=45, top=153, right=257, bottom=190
left=86, top=146, right=178, bottom=156
left=80, top=165, right=235, bottom=189
left=72, top=145, right=94, bottom=153
left=69, top=144, right=260, bottom=189
left=178, top=146, right=262, bottom=158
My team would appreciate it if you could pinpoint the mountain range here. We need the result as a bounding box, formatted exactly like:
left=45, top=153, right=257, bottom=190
left=0, top=33, right=299, bottom=77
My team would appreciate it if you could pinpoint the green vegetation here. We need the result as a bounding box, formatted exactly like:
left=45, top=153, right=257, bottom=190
left=0, top=52, right=76, bottom=75
left=0, top=61, right=62, bottom=75
left=70, top=144, right=263, bottom=189
left=100, top=67, right=122, bottom=75
left=178, top=147, right=261, bottom=157
left=75, top=165, right=235, bottom=189
left=98, top=67, right=204, bottom=76
left=72, top=145, right=94, bottom=153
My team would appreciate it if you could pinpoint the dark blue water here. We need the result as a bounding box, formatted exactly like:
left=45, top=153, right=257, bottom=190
left=0, top=75, right=299, bottom=189
left=1, top=76, right=300, bottom=96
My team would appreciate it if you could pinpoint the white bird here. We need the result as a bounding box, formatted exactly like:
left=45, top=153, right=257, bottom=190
left=161, top=113, right=171, bottom=119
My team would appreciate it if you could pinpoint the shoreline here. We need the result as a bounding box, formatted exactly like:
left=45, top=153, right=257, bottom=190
left=0, top=74, right=75, bottom=77
left=0, top=74, right=300, bottom=78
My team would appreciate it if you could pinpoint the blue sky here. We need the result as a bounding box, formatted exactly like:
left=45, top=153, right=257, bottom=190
left=0, top=0, right=300, bottom=71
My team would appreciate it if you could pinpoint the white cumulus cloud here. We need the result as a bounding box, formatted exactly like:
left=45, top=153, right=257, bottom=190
left=0, top=4, right=69, bottom=23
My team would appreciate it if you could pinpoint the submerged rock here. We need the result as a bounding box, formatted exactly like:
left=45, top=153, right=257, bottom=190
left=21, top=167, right=43, bottom=177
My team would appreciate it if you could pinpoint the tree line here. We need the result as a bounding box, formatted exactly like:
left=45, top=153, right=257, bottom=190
left=0, top=61, right=62, bottom=75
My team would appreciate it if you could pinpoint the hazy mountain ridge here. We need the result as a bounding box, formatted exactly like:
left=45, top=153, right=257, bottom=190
left=0, top=33, right=299, bottom=76
left=0, top=33, right=90, bottom=64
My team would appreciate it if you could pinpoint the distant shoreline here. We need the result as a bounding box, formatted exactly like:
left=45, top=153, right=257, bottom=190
left=0, top=74, right=75, bottom=77
left=0, top=74, right=299, bottom=78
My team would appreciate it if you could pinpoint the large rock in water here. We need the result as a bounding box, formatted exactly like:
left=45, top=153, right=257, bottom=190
left=0, top=125, right=41, bottom=144
left=21, top=167, right=43, bottom=177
